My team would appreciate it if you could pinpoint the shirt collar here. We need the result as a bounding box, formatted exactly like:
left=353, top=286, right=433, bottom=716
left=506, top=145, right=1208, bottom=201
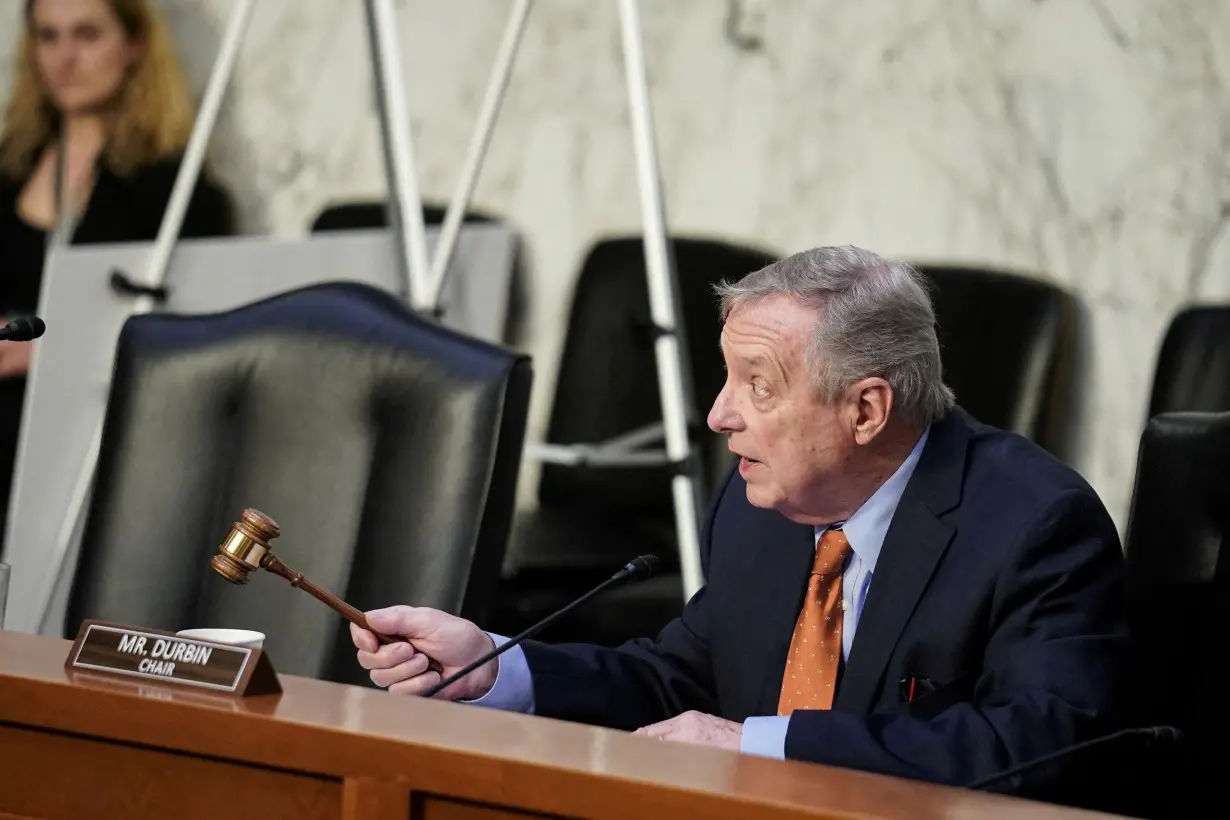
left=816, top=425, right=930, bottom=572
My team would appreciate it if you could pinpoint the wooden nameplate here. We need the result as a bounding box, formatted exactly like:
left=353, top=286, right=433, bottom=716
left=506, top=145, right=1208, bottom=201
left=65, top=620, right=281, bottom=697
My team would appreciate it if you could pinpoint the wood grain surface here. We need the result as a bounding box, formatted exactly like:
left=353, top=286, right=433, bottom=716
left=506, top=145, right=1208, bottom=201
left=0, top=629, right=1124, bottom=820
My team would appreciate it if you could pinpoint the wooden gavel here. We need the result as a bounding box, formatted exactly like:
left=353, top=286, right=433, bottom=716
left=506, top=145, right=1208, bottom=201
left=211, top=508, right=442, bottom=671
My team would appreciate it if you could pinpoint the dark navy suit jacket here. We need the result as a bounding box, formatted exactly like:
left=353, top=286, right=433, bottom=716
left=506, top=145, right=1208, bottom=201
left=520, top=408, right=1128, bottom=794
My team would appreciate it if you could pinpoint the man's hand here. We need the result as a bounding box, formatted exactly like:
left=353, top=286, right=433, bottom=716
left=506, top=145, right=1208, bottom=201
left=0, top=340, right=33, bottom=379
left=351, top=606, right=498, bottom=701
left=634, top=711, right=743, bottom=751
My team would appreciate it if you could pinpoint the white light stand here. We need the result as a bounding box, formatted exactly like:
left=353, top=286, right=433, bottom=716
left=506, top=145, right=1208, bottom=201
left=13, top=0, right=707, bottom=635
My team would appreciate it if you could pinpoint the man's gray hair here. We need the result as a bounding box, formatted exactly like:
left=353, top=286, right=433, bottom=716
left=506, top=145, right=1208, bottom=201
left=714, top=245, right=955, bottom=427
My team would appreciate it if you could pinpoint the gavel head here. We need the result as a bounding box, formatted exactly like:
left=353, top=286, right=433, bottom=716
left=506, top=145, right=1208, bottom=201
left=211, top=509, right=281, bottom=585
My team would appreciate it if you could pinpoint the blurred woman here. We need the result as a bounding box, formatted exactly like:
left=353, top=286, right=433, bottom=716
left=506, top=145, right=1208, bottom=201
left=0, top=0, right=233, bottom=528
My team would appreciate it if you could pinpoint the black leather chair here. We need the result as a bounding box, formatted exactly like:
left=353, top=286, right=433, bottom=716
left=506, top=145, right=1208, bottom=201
left=492, top=236, right=777, bottom=645
left=913, top=264, right=1077, bottom=455
left=1118, top=411, right=1230, bottom=818
left=66, top=282, right=532, bottom=687
left=1148, top=305, right=1230, bottom=415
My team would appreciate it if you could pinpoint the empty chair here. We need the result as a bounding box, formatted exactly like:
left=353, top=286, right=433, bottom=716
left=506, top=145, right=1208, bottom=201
left=1119, top=411, right=1230, bottom=818
left=913, top=265, right=1077, bottom=454
left=493, top=236, right=777, bottom=645
left=67, top=282, right=532, bottom=686
left=1148, top=305, right=1230, bottom=415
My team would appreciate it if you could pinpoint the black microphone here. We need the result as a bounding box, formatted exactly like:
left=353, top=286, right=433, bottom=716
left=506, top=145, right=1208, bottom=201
left=420, top=554, right=662, bottom=699
left=966, top=725, right=1184, bottom=790
left=0, top=316, right=45, bottom=342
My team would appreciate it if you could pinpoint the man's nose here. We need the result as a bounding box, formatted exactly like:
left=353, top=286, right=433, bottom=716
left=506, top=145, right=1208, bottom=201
left=707, top=384, right=743, bottom=433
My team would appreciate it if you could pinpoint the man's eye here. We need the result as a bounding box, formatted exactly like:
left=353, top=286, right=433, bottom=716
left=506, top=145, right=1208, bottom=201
left=751, top=382, right=769, bottom=397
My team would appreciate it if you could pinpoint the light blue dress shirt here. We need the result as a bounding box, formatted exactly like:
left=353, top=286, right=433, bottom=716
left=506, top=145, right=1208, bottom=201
left=465, top=427, right=931, bottom=761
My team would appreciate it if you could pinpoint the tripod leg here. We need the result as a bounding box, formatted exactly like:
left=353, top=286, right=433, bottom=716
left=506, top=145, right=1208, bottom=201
left=427, top=0, right=535, bottom=308
left=364, top=0, right=432, bottom=310
left=138, top=0, right=255, bottom=298
left=616, top=0, right=706, bottom=600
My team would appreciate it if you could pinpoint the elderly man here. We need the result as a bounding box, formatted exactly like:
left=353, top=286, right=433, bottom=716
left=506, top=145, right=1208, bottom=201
left=352, top=246, right=1127, bottom=795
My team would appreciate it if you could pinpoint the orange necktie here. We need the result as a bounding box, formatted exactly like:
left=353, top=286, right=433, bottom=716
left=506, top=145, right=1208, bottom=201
left=777, top=528, right=852, bottom=716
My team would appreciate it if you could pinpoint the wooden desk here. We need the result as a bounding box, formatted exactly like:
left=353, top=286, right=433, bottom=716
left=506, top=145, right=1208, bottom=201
left=0, top=630, right=1118, bottom=820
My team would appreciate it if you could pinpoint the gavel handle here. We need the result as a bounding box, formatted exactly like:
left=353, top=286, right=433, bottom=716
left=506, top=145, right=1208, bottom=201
left=259, top=554, right=443, bottom=670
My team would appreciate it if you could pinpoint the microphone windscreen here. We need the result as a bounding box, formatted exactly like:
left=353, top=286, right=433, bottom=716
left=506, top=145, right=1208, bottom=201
left=4, top=316, right=45, bottom=341
left=626, top=554, right=661, bottom=580
left=1152, top=726, right=1184, bottom=744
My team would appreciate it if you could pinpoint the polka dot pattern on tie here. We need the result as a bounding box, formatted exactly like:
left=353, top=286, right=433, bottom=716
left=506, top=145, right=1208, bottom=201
left=777, top=528, right=852, bottom=716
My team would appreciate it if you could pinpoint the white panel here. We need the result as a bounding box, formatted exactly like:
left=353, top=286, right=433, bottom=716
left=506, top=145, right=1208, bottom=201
left=0, top=226, right=516, bottom=635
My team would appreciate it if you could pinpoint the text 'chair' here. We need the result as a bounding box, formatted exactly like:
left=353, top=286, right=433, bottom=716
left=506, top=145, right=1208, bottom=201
left=67, top=282, right=532, bottom=686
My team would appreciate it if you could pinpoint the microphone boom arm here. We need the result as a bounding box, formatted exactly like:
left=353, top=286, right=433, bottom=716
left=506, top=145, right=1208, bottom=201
left=966, top=725, right=1183, bottom=791
left=421, top=555, right=661, bottom=699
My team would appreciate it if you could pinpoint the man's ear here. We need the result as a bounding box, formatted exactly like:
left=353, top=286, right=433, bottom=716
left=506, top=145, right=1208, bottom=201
left=849, top=378, right=893, bottom=445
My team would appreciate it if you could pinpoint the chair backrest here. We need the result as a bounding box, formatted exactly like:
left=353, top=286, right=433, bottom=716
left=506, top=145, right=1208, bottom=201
left=67, top=282, right=532, bottom=685
left=1123, top=411, right=1230, bottom=733
left=914, top=265, right=1076, bottom=453
left=538, top=236, right=777, bottom=520
left=1148, top=305, right=1230, bottom=415
left=1120, top=411, right=1230, bottom=816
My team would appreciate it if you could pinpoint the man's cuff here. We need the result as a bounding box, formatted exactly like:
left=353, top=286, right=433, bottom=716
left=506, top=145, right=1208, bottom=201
left=740, top=715, right=789, bottom=759
left=458, top=632, right=536, bottom=714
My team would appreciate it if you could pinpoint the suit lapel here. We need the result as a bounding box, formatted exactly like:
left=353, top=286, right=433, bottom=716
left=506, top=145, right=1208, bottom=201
left=748, top=516, right=817, bottom=717
left=834, top=411, right=970, bottom=714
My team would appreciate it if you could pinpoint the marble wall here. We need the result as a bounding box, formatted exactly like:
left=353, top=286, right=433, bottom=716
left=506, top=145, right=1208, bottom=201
left=3, top=0, right=1229, bottom=532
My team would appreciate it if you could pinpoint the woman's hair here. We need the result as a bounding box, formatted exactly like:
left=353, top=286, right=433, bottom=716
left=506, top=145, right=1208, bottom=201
left=0, top=0, right=196, bottom=179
